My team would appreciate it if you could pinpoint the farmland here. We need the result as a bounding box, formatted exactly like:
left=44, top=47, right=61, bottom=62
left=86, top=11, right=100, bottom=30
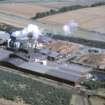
left=38, top=0, right=105, bottom=9
left=0, top=0, right=105, bottom=5
left=0, top=66, right=71, bottom=105
left=0, top=1, right=105, bottom=104
left=38, top=6, right=105, bottom=34
left=0, top=3, right=50, bottom=18
left=0, top=0, right=105, bottom=19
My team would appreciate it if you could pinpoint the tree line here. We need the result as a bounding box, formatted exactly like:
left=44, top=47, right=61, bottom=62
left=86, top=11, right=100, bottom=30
left=32, top=2, right=105, bottom=20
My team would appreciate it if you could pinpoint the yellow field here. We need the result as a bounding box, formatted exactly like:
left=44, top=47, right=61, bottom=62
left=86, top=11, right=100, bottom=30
left=38, top=6, right=105, bottom=34
left=0, top=3, right=50, bottom=18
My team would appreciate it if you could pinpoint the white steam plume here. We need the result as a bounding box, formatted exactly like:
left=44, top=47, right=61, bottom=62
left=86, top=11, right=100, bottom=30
left=11, top=24, right=41, bottom=40
left=63, top=20, right=79, bottom=34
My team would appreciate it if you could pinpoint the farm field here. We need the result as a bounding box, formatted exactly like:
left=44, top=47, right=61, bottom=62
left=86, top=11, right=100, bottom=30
left=38, top=0, right=105, bottom=9
left=0, top=0, right=105, bottom=14
left=1, top=10, right=105, bottom=43
left=0, top=3, right=50, bottom=18
left=38, top=6, right=105, bottom=34
left=0, top=0, right=105, bottom=5
left=0, top=66, right=71, bottom=105
left=0, top=1, right=105, bottom=42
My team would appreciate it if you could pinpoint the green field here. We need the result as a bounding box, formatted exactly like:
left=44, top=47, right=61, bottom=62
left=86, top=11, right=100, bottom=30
left=0, top=69, right=71, bottom=105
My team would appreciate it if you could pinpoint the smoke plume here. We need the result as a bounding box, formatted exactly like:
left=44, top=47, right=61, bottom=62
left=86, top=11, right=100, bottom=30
left=63, top=20, right=79, bottom=34
left=11, top=24, right=41, bottom=40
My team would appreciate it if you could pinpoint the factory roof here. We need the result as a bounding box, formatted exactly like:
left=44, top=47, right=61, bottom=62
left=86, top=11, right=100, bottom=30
left=19, top=62, right=50, bottom=74
left=38, top=35, right=52, bottom=43
left=47, top=63, right=92, bottom=83
left=19, top=62, right=92, bottom=84
left=4, top=57, right=26, bottom=66
left=60, top=63, right=92, bottom=74
left=0, top=49, right=13, bottom=61
left=40, top=48, right=50, bottom=55
left=47, top=69, right=83, bottom=82
left=48, top=51, right=60, bottom=58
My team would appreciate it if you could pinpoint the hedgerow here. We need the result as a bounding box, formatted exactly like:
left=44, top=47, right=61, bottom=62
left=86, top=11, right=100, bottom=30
left=32, top=2, right=105, bottom=19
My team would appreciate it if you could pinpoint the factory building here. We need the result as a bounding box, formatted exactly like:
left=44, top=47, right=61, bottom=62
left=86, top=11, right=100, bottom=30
left=0, top=24, right=94, bottom=86
left=47, top=51, right=60, bottom=61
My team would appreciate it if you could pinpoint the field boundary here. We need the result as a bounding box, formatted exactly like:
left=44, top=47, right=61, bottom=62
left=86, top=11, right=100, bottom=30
left=32, top=1, right=105, bottom=20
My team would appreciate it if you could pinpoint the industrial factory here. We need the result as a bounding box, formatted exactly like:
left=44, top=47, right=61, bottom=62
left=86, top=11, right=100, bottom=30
left=0, top=24, right=104, bottom=86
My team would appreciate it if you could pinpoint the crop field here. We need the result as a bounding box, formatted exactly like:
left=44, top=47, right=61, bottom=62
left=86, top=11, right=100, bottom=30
left=0, top=0, right=105, bottom=11
left=37, top=2, right=74, bottom=9
left=38, top=0, right=105, bottom=9
left=0, top=3, right=50, bottom=18
left=0, top=68, right=71, bottom=105
left=38, top=6, right=105, bottom=34
left=0, top=0, right=105, bottom=4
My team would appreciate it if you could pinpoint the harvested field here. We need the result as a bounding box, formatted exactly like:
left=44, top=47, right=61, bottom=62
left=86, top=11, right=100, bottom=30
left=45, top=40, right=80, bottom=54
left=0, top=98, right=29, bottom=105
left=0, top=3, right=50, bottom=18
left=38, top=0, right=105, bottom=9
left=38, top=2, right=78, bottom=9
left=0, top=0, right=105, bottom=5
left=77, top=53, right=105, bottom=69
left=38, top=6, right=105, bottom=34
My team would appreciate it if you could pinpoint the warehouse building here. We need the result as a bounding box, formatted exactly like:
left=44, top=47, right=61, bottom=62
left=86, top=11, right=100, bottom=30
left=47, top=51, right=61, bottom=61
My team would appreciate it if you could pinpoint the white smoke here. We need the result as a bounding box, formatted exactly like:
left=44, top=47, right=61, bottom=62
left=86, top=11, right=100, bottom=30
left=11, top=24, right=41, bottom=40
left=63, top=24, right=71, bottom=34
left=0, top=31, right=10, bottom=41
left=12, top=31, right=22, bottom=37
left=63, top=20, right=79, bottom=34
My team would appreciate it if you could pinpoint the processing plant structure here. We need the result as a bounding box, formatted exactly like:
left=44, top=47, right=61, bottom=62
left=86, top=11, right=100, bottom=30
left=0, top=24, right=105, bottom=86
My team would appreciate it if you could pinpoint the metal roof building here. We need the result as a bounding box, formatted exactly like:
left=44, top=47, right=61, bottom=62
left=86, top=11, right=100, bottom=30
left=0, top=49, right=92, bottom=85
left=40, top=48, right=50, bottom=55
left=0, top=49, right=13, bottom=61
left=18, top=62, right=92, bottom=85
